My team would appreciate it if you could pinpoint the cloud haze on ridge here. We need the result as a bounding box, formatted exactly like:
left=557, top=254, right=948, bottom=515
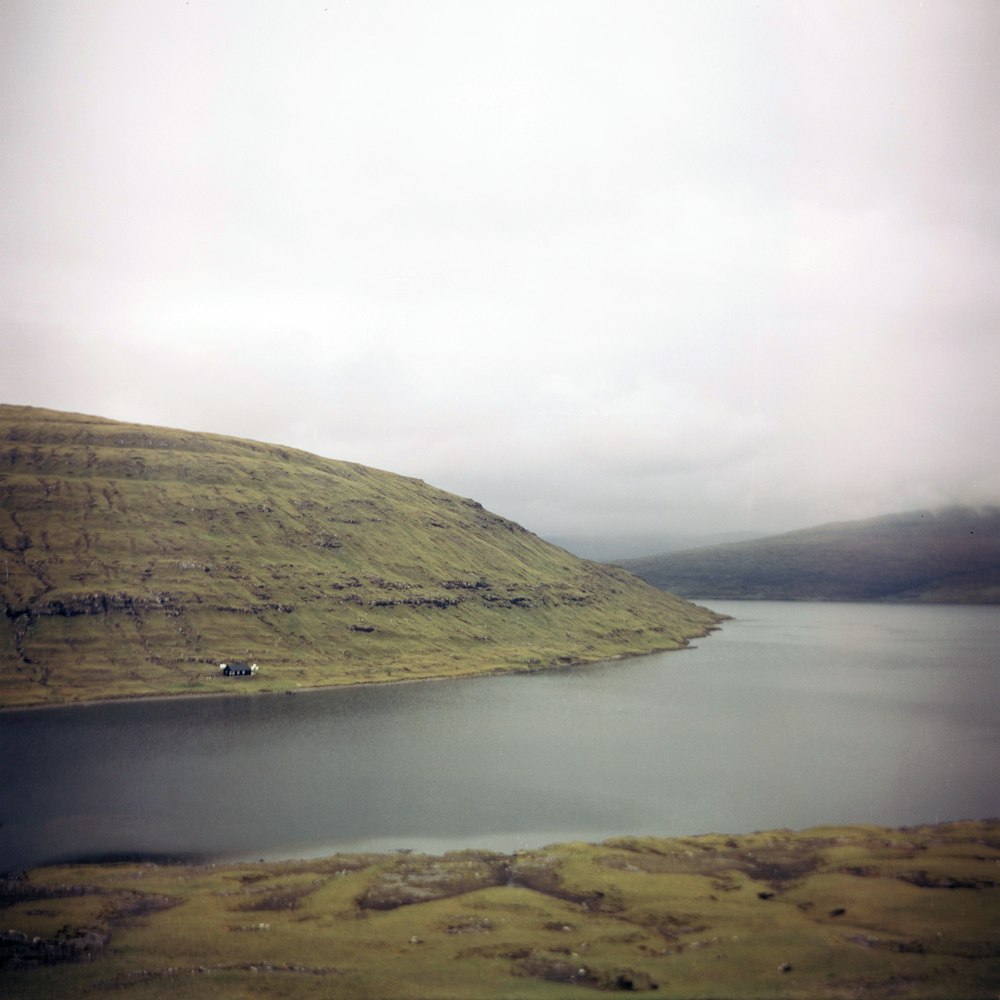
left=2, top=1, right=998, bottom=549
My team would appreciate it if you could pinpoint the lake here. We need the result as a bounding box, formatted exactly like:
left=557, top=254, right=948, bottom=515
left=1, top=600, right=998, bottom=871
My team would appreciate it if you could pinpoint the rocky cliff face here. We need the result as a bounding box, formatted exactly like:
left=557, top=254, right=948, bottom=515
left=0, top=405, right=720, bottom=706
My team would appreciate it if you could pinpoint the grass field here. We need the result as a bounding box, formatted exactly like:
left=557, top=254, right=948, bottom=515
left=2, top=821, right=998, bottom=998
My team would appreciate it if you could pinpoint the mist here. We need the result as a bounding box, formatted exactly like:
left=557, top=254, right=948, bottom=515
left=2, top=1, right=998, bottom=548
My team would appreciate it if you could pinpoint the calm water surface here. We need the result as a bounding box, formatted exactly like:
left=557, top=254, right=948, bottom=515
left=1, top=601, right=997, bottom=870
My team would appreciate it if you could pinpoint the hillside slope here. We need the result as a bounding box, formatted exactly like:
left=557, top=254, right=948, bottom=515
left=0, top=406, right=720, bottom=707
left=619, top=507, right=1000, bottom=603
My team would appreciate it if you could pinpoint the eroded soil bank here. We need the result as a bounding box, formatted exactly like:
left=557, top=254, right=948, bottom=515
left=2, top=820, right=999, bottom=998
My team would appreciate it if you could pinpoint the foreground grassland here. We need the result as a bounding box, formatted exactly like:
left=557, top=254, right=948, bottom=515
left=2, top=822, right=998, bottom=998
left=0, top=406, right=720, bottom=708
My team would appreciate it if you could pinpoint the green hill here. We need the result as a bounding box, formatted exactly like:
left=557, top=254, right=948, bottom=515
left=0, top=405, right=719, bottom=707
left=619, top=507, right=1000, bottom=603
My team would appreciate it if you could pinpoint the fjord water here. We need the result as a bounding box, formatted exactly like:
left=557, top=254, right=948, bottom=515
left=2, top=601, right=998, bottom=871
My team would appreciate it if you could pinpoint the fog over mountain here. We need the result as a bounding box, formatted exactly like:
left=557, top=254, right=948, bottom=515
left=619, top=506, right=1000, bottom=604
left=2, top=2, right=998, bottom=546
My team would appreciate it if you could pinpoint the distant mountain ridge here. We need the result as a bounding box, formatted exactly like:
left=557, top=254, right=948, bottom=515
left=618, top=507, right=1000, bottom=604
left=545, top=531, right=764, bottom=562
left=0, top=405, right=720, bottom=707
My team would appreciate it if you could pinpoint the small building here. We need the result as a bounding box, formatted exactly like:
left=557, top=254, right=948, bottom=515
left=219, top=661, right=258, bottom=677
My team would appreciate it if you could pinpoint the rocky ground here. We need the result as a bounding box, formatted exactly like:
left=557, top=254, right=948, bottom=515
left=2, top=820, right=999, bottom=998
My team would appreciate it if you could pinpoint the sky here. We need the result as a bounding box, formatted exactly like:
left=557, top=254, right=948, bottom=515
left=2, top=1, right=998, bottom=554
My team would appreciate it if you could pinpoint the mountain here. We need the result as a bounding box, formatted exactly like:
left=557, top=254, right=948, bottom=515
left=546, top=530, right=764, bottom=562
left=618, top=507, right=1000, bottom=603
left=0, top=405, right=720, bottom=707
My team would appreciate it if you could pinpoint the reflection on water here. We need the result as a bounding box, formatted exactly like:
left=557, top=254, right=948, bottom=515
left=1, top=601, right=998, bottom=871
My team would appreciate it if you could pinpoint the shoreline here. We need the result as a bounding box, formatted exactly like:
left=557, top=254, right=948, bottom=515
left=13, top=815, right=999, bottom=874
left=0, top=618, right=726, bottom=714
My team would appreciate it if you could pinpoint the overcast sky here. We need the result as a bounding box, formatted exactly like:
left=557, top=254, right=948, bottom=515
left=2, top=1, right=998, bottom=550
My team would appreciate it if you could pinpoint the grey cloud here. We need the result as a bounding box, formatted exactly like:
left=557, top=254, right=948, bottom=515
left=2, top=0, right=998, bottom=548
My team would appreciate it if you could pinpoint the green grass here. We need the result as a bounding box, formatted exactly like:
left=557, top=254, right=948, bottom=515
left=0, top=405, right=722, bottom=707
left=2, top=821, right=998, bottom=998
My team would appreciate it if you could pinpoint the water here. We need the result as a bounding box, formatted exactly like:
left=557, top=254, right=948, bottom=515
left=1, top=601, right=997, bottom=871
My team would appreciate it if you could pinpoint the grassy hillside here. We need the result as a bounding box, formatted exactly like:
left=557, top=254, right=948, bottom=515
left=2, top=821, right=998, bottom=998
left=619, top=507, right=1000, bottom=603
left=0, top=405, right=719, bottom=707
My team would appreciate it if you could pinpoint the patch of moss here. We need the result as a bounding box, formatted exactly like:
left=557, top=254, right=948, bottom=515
left=2, top=821, right=998, bottom=998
